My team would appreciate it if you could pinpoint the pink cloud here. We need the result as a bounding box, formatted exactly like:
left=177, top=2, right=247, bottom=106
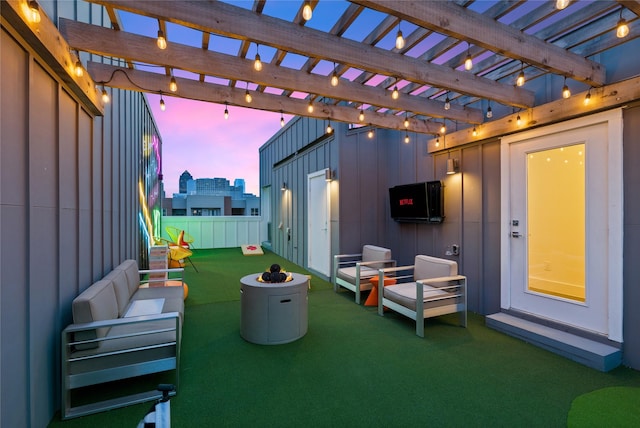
left=148, top=94, right=287, bottom=196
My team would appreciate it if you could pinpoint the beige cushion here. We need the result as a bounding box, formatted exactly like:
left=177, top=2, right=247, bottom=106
left=104, top=269, right=132, bottom=317
left=383, top=282, right=457, bottom=311
left=362, top=245, right=392, bottom=268
left=414, top=255, right=457, bottom=280
left=114, top=259, right=140, bottom=297
left=72, top=280, right=118, bottom=350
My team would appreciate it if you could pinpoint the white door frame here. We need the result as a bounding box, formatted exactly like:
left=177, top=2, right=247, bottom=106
left=307, top=169, right=331, bottom=276
left=500, top=109, right=624, bottom=341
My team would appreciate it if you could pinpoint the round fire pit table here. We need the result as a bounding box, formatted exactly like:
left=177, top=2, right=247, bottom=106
left=240, top=273, right=309, bottom=345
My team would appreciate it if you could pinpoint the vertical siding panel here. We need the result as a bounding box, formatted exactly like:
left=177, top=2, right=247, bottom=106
left=78, top=107, right=93, bottom=286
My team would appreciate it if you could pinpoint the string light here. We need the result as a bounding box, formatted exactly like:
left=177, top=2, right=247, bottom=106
left=280, top=111, right=285, bottom=127
left=169, top=75, right=177, bottom=92
left=464, top=43, right=473, bottom=71
left=404, top=132, right=410, bottom=144
left=27, top=1, right=41, bottom=23
left=159, top=94, right=166, bottom=111
left=359, top=109, right=365, bottom=122
left=472, top=126, right=477, bottom=137
left=224, top=102, right=229, bottom=119
left=516, top=114, right=522, bottom=126
left=392, top=85, right=399, bottom=100
left=157, top=29, right=167, bottom=50
left=367, top=125, right=374, bottom=139
left=444, top=94, right=451, bottom=110
left=584, top=88, right=592, bottom=106
left=404, top=114, right=410, bottom=128
left=326, top=119, right=333, bottom=134
left=101, top=86, right=110, bottom=103
left=245, top=82, right=252, bottom=103
left=395, top=22, right=405, bottom=50
left=486, top=103, right=493, bottom=118
left=74, top=59, right=84, bottom=77
left=330, top=63, right=339, bottom=87
left=302, top=1, right=312, bottom=21
left=562, top=76, right=571, bottom=99
left=556, top=0, right=570, bottom=10
left=435, top=135, right=440, bottom=148
left=440, top=123, right=446, bottom=134
left=516, top=62, right=525, bottom=87
left=254, top=45, right=262, bottom=71
left=617, top=9, right=629, bottom=38
left=307, top=99, right=314, bottom=113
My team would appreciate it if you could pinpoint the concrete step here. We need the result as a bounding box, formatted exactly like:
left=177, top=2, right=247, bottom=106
left=486, top=312, right=621, bottom=372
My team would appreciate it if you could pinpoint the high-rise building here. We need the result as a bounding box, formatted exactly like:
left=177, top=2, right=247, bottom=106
left=179, top=170, right=193, bottom=193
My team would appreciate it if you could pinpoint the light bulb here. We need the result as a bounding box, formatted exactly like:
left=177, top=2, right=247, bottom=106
left=359, top=109, right=365, bottom=122
left=280, top=114, right=285, bottom=128
left=330, top=71, right=339, bottom=87
left=440, top=123, right=446, bottom=134
left=169, top=76, right=177, bottom=92
left=444, top=96, right=451, bottom=110
left=326, top=122, right=333, bottom=134
left=435, top=136, right=440, bottom=147
left=556, top=0, right=570, bottom=10
left=307, top=101, right=314, bottom=113
left=28, top=1, right=41, bottom=23
left=395, top=30, right=405, bottom=50
left=157, top=30, right=167, bottom=50
left=101, top=87, right=109, bottom=103
left=74, top=60, right=83, bottom=77
left=562, top=84, right=571, bottom=99
left=464, top=54, right=473, bottom=71
left=367, top=127, right=374, bottom=139
left=245, top=90, right=252, bottom=103
left=224, top=105, right=229, bottom=120
left=584, top=91, right=591, bottom=106
left=254, top=53, right=262, bottom=71
left=392, top=86, right=399, bottom=100
left=302, top=2, right=312, bottom=21
left=472, top=127, right=477, bottom=137
left=617, top=18, right=629, bottom=38
left=516, top=114, right=522, bottom=126
left=404, top=117, right=409, bottom=128
left=159, top=97, right=165, bottom=111
left=516, top=70, right=525, bottom=87
left=486, top=106, right=493, bottom=118
left=404, top=133, right=410, bottom=144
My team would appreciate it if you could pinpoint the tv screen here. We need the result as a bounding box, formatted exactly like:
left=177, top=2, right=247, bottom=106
left=389, top=181, right=443, bottom=223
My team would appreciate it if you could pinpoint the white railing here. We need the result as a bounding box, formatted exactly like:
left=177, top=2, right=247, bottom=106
left=161, top=216, right=265, bottom=249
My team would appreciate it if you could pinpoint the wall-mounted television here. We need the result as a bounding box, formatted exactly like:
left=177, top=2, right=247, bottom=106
left=389, top=181, right=444, bottom=223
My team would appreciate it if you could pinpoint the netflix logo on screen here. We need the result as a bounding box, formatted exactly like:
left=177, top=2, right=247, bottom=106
left=389, top=181, right=444, bottom=223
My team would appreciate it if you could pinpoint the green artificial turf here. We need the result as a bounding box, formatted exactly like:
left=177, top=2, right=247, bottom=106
left=49, top=248, right=640, bottom=427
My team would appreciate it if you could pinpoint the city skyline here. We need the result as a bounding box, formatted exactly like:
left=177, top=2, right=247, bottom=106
left=148, top=94, right=290, bottom=196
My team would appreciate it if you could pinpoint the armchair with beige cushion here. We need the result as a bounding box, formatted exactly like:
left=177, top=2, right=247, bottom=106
left=333, top=245, right=395, bottom=304
left=377, top=255, right=467, bottom=337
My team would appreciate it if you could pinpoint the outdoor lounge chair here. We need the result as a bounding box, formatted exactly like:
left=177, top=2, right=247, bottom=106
left=333, top=245, right=395, bottom=304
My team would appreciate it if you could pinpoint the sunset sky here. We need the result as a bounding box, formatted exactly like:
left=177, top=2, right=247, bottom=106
left=147, top=94, right=289, bottom=196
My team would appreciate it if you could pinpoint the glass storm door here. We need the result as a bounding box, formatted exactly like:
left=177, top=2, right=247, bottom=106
left=501, top=111, right=624, bottom=340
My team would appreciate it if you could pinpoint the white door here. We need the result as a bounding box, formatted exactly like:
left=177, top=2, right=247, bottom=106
left=307, top=169, right=331, bottom=276
left=500, top=110, right=623, bottom=341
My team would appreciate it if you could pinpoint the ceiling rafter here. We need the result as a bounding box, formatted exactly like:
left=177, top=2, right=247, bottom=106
left=60, top=18, right=484, bottom=124
left=87, top=0, right=535, bottom=109
left=352, top=0, right=606, bottom=86
left=87, top=62, right=442, bottom=134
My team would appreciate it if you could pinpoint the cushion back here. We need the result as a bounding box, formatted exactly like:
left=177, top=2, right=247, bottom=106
left=114, top=259, right=140, bottom=297
left=362, top=245, right=392, bottom=269
left=104, top=269, right=132, bottom=317
left=72, top=280, right=118, bottom=350
left=414, top=255, right=457, bottom=281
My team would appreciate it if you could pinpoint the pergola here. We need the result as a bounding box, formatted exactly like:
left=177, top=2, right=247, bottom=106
left=22, top=1, right=640, bottom=146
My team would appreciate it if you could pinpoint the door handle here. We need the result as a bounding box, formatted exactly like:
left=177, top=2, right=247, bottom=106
left=511, top=232, right=522, bottom=238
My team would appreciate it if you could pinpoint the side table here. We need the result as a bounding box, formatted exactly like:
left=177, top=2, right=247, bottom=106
left=364, top=276, right=397, bottom=306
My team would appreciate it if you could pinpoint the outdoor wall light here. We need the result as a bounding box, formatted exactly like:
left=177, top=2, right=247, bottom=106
left=325, top=169, right=334, bottom=181
left=446, top=158, right=459, bottom=175
left=281, top=182, right=287, bottom=191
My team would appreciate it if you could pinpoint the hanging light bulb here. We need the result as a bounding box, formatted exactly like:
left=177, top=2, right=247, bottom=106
left=101, top=86, right=110, bottom=103
left=464, top=44, right=473, bottom=71
left=516, top=114, right=522, bottom=126
left=74, top=59, right=84, bottom=77
left=395, top=29, right=405, bottom=50
left=169, top=76, right=177, bottom=92
left=157, top=29, right=167, bottom=50
left=562, top=77, right=571, bottom=99
left=27, top=1, right=41, bottom=23
left=359, top=109, right=365, bottom=122
left=444, top=95, right=451, bottom=110
left=224, top=102, right=229, bottom=120
left=516, top=62, right=525, bottom=87
left=472, top=126, right=477, bottom=137
left=440, top=123, right=446, bottom=134
left=326, top=119, right=333, bottom=134
left=392, top=85, right=399, bottom=100
left=307, top=100, right=314, bottom=113
left=486, top=104, right=493, bottom=118
left=245, top=82, right=252, bottom=103
left=302, top=1, right=313, bottom=21
left=435, top=135, right=440, bottom=148
left=404, top=115, right=410, bottom=128
left=367, top=126, right=374, bottom=139
left=330, top=70, right=339, bottom=87
left=280, top=111, right=285, bottom=128
left=616, top=9, right=629, bottom=38
left=404, top=132, right=410, bottom=144
left=254, top=46, right=262, bottom=71
left=556, top=0, right=570, bottom=10
left=159, top=94, right=166, bottom=111
left=584, top=88, right=592, bottom=106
